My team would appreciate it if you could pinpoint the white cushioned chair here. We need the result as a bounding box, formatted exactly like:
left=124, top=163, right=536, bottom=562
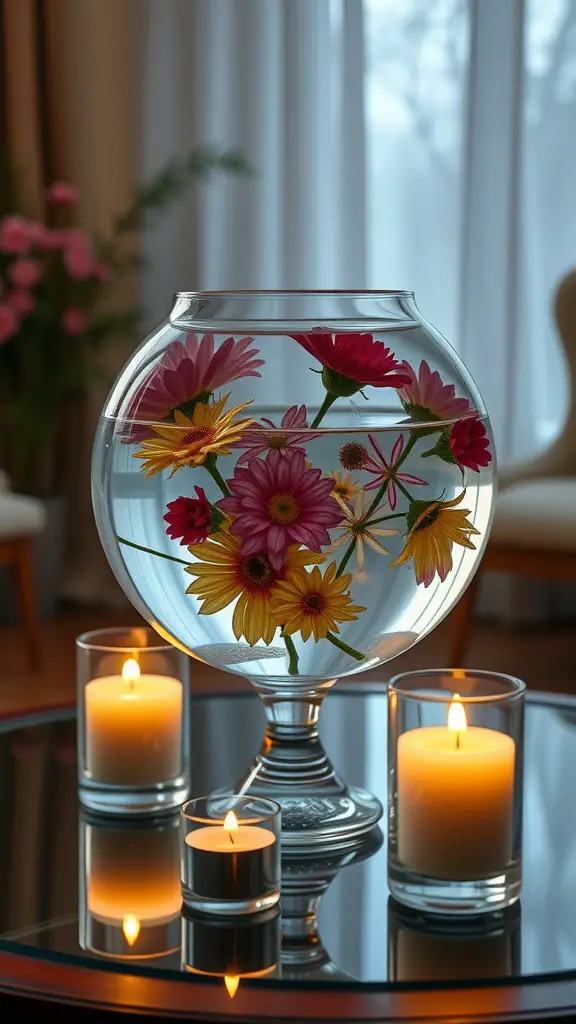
left=0, top=471, right=46, bottom=669
left=450, top=268, right=576, bottom=664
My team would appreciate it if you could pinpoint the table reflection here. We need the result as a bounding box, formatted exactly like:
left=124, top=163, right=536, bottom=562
left=79, top=813, right=181, bottom=959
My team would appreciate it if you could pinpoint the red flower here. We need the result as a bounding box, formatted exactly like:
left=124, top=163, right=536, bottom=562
left=164, top=488, right=214, bottom=545
left=46, top=182, right=77, bottom=205
left=62, top=308, right=87, bottom=335
left=8, top=259, right=41, bottom=288
left=449, top=419, right=492, bottom=472
left=291, top=330, right=411, bottom=396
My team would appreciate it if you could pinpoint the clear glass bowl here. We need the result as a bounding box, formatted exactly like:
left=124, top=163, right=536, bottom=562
left=92, top=291, right=495, bottom=849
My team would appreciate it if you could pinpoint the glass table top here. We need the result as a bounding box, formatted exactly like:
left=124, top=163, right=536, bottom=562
left=0, top=686, right=575, bottom=991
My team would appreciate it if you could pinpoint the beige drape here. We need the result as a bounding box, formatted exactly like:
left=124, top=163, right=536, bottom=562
left=1, top=0, right=143, bottom=604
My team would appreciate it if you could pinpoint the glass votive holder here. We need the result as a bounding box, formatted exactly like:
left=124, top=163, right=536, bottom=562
left=182, top=905, right=280, bottom=996
left=388, top=669, right=525, bottom=915
left=181, top=796, right=281, bottom=916
left=79, top=812, right=181, bottom=959
left=77, top=627, right=190, bottom=815
left=387, top=897, right=521, bottom=982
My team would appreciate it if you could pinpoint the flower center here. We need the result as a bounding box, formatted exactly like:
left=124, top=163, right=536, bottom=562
left=302, top=593, right=325, bottom=614
left=241, top=554, right=274, bottom=587
left=334, top=484, right=350, bottom=497
left=267, top=493, right=299, bottom=524
left=267, top=433, right=287, bottom=450
left=339, top=441, right=367, bottom=471
left=180, top=425, right=212, bottom=447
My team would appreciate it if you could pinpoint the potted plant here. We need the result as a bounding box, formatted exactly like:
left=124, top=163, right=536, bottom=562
left=0, top=147, right=250, bottom=615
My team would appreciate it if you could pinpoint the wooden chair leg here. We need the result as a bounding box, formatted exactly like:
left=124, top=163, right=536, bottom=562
left=448, top=571, right=482, bottom=667
left=11, top=537, right=42, bottom=672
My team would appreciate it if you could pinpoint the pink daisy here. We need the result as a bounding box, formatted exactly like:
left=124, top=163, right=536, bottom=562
left=397, top=360, right=471, bottom=421
left=363, top=434, right=428, bottom=509
left=124, top=333, right=263, bottom=442
left=230, top=404, right=320, bottom=465
left=217, top=449, right=342, bottom=571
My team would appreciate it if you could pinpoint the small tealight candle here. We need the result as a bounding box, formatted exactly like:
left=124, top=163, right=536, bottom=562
left=181, top=796, right=281, bottom=915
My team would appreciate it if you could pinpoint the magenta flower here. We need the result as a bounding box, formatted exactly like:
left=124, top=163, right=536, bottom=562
left=230, top=405, right=319, bottom=466
left=8, top=259, right=41, bottom=288
left=46, top=182, right=77, bottom=204
left=164, top=488, right=214, bottom=545
left=363, top=434, right=428, bottom=509
left=62, top=308, right=88, bottom=335
left=218, top=449, right=342, bottom=571
left=0, top=304, right=19, bottom=344
left=291, top=330, right=411, bottom=395
left=7, top=290, right=34, bottom=316
left=0, top=216, right=30, bottom=254
left=124, top=333, right=263, bottom=442
left=397, top=360, right=471, bottom=421
left=449, top=418, right=492, bottom=472
left=64, top=229, right=93, bottom=280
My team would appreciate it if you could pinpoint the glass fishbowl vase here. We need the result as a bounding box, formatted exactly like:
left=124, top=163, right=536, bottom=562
left=92, top=291, right=495, bottom=849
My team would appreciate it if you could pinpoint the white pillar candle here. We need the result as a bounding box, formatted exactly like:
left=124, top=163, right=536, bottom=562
left=85, top=659, right=183, bottom=785
left=397, top=695, right=515, bottom=880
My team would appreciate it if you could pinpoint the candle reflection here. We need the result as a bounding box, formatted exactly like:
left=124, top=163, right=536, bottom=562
left=79, top=813, right=181, bottom=960
left=182, top=905, right=280, bottom=995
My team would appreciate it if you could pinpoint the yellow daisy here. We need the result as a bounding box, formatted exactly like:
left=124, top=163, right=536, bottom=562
left=185, top=526, right=324, bottom=646
left=327, top=471, right=361, bottom=503
left=389, top=491, right=480, bottom=588
left=270, top=562, right=366, bottom=642
left=133, top=393, right=253, bottom=478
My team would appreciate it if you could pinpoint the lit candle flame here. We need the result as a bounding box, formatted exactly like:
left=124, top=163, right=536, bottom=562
left=224, top=975, right=239, bottom=999
left=122, top=914, right=140, bottom=946
left=448, top=693, right=467, bottom=747
left=224, top=810, right=239, bottom=833
left=122, top=658, right=140, bottom=683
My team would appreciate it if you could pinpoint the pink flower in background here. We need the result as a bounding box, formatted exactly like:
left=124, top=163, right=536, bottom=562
left=8, top=259, right=41, bottom=288
left=7, top=290, right=34, bottom=316
left=164, top=488, right=212, bottom=545
left=231, top=404, right=320, bottom=465
left=124, top=333, right=263, bottom=442
left=46, top=182, right=77, bottom=204
left=0, top=304, right=19, bottom=344
left=35, top=227, right=69, bottom=250
left=64, top=229, right=93, bottom=279
left=363, top=433, right=428, bottom=509
left=62, top=308, right=87, bottom=335
left=449, top=418, right=492, bottom=472
left=0, top=216, right=30, bottom=254
left=218, top=449, right=342, bottom=571
left=397, top=360, right=471, bottom=421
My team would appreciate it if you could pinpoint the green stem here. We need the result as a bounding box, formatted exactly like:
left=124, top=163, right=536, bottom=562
left=325, top=631, right=365, bottom=662
left=335, top=541, right=357, bottom=578
left=282, top=634, right=300, bottom=675
left=394, top=479, right=416, bottom=504
left=363, top=512, right=406, bottom=527
left=204, top=456, right=231, bottom=496
left=117, top=536, right=190, bottom=565
left=310, top=392, right=337, bottom=429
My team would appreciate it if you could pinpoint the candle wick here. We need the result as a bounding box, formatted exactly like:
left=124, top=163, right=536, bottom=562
left=228, top=832, right=235, bottom=845
left=456, top=732, right=460, bottom=750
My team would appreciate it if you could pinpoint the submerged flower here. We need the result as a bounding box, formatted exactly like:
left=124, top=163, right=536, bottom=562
left=62, top=308, right=87, bottom=335
left=397, top=360, right=471, bottom=422
left=185, top=526, right=323, bottom=645
left=363, top=433, right=427, bottom=509
left=291, top=330, right=411, bottom=397
left=124, top=333, right=263, bottom=442
left=133, top=393, right=253, bottom=478
left=218, top=449, right=342, bottom=571
left=390, top=492, right=480, bottom=588
left=8, top=259, right=41, bottom=288
left=449, top=418, right=492, bottom=472
left=270, top=562, right=366, bottom=642
left=329, top=493, right=399, bottom=571
left=230, top=404, right=319, bottom=465
left=339, top=441, right=368, bottom=471
left=164, top=487, right=222, bottom=545
left=327, top=471, right=360, bottom=502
